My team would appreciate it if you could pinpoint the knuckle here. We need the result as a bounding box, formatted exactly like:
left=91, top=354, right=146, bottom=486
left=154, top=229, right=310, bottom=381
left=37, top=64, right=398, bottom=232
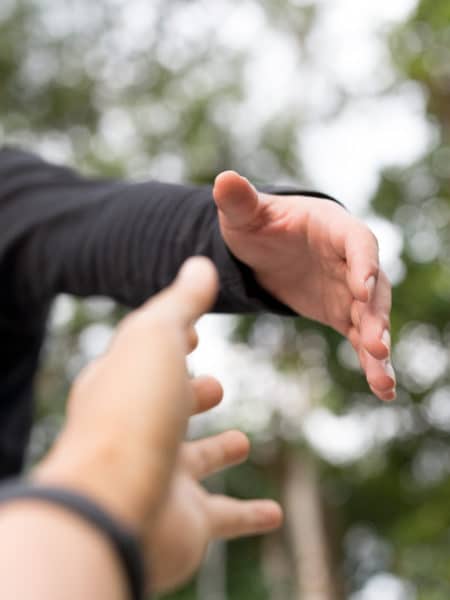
left=368, top=259, right=379, bottom=275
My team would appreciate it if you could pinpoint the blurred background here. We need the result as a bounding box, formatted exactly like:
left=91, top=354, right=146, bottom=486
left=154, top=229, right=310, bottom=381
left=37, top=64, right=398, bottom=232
left=1, top=0, right=450, bottom=598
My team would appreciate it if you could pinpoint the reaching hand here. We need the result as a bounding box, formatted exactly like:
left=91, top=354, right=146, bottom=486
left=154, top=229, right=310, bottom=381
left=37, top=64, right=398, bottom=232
left=214, top=171, right=395, bottom=401
left=35, top=256, right=281, bottom=596
left=147, top=377, right=282, bottom=594
left=35, top=257, right=220, bottom=531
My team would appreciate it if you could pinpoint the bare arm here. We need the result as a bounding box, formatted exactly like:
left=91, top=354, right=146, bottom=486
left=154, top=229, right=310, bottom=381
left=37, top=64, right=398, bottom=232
left=0, top=502, right=128, bottom=600
left=0, top=257, right=219, bottom=599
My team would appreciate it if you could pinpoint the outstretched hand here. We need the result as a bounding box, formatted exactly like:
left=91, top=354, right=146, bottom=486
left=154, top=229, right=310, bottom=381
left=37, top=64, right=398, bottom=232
left=35, top=257, right=281, bottom=597
left=35, top=257, right=220, bottom=530
left=147, top=376, right=282, bottom=594
left=214, top=171, right=395, bottom=401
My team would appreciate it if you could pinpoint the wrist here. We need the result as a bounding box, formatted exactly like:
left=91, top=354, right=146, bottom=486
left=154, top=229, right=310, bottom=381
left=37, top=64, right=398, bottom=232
left=32, top=429, right=157, bottom=533
left=0, top=480, right=144, bottom=600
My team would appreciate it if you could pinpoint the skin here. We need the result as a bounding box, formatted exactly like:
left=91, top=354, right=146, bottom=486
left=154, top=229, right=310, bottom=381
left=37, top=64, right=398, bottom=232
left=0, top=381, right=279, bottom=600
left=0, top=502, right=128, bottom=600
left=214, top=171, right=395, bottom=401
left=147, top=379, right=282, bottom=594
left=14, top=257, right=281, bottom=599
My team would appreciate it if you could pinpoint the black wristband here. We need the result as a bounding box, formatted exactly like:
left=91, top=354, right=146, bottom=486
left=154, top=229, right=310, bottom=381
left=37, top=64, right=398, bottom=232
left=0, top=479, right=145, bottom=600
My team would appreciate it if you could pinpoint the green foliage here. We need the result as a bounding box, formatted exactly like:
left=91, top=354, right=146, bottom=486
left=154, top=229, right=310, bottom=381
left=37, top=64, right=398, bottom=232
left=228, top=537, right=269, bottom=600
left=415, top=0, right=450, bottom=31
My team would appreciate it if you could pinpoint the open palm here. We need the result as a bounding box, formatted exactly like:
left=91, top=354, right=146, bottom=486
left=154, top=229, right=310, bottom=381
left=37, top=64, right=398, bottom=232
left=214, top=172, right=395, bottom=401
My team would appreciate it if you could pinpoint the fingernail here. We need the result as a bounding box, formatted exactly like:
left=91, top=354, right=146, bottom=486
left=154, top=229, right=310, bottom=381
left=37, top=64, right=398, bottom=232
left=381, top=329, right=391, bottom=353
left=365, top=276, right=376, bottom=300
left=383, top=359, right=396, bottom=383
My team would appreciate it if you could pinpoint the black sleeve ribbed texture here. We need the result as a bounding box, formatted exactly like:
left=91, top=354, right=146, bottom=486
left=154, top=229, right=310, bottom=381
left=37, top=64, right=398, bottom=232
left=1, top=147, right=303, bottom=318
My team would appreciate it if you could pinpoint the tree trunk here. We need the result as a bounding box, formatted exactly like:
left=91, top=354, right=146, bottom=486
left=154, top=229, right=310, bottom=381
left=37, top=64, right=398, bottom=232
left=283, top=450, right=342, bottom=600
left=196, top=540, right=227, bottom=600
left=196, top=473, right=227, bottom=600
left=262, top=530, right=294, bottom=600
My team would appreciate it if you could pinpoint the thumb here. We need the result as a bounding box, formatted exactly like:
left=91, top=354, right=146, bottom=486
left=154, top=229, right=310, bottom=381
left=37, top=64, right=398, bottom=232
left=104, top=257, right=218, bottom=464
left=144, top=256, right=219, bottom=329
left=108, top=257, right=218, bottom=363
left=213, top=170, right=260, bottom=229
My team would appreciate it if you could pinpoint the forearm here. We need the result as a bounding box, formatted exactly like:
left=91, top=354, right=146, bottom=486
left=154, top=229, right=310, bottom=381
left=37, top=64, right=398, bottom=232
left=0, top=501, right=128, bottom=600
left=1, top=148, right=343, bottom=324
left=0, top=147, right=289, bottom=316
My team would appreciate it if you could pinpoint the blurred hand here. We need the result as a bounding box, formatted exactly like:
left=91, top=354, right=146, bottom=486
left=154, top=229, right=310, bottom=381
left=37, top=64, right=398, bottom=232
left=35, top=256, right=281, bottom=595
left=214, top=171, right=395, bottom=401
left=35, top=257, right=219, bottom=531
left=147, top=377, right=282, bottom=594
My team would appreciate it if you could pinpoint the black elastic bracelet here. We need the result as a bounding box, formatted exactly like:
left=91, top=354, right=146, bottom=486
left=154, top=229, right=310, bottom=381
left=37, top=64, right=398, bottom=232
left=0, top=480, right=145, bottom=600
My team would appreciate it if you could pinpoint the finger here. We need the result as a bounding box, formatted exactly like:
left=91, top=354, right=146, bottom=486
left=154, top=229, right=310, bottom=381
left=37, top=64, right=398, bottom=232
left=102, top=259, right=219, bottom=468
left=183, top=430, right=250, bottom=479
left=363, top=350, right=396, bottom=394
left=213, top=171, right=261, bottom=229
left=187, top=326, right=199, bottom=354
left=174, top=257, right=218, bottom=324
left=344, top=224, right=380, bottom=303
left=369, top=384, right=396, bottom=402
left=348, top=326, right=360, bottom=351
left=113, top=257, right=218, bottom=362
left=207, top=496, right=283, bottom=540
left=358, top=270, right=392, bottom=360
left=190, top=375, right=223, bottom=416
left=350, top=301, right=361, bottom=330
left=348, top=326, right=367, bottom=371
left=348, top=328, right=395, bottom=400
left=139, top=257, right=219, bottom=331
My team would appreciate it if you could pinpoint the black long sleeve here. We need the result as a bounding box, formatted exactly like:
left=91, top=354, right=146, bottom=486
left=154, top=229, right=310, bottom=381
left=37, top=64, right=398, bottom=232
left=2, top=148, right=292, bottom=316
left=0, top=146, right=339, bottom=476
